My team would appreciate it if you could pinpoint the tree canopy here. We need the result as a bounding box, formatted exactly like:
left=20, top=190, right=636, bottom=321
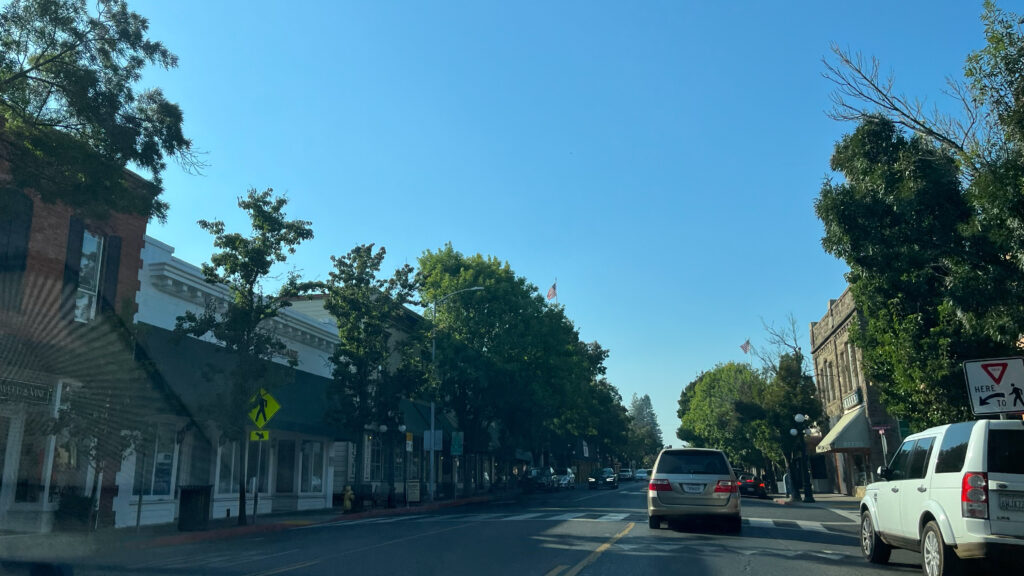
left=0, top=0, right=199, bottom=220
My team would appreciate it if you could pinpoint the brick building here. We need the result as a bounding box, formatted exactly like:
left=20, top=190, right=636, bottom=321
left=810, top=287, right=902, bottom=497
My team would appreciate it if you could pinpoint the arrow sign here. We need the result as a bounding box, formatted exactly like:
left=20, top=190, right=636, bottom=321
left=982, top=362, right=1008, bottom=385
left=979, top=393, right=1006, bottom=406
left=250, top=430, right=271, bottom=442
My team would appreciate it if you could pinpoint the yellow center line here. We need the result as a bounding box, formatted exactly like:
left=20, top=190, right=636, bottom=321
left=243, top=559, right=320, bottom=576
left=545, top=565, right=570, bottom=576
left=564, top=522, right=634, bottom=576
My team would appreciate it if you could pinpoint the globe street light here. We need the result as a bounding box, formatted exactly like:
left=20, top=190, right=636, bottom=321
left=790, top=414, right=815, bottom=503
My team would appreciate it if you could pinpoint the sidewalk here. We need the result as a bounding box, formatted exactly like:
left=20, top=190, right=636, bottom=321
left=771, top=491, right=862, bottom=521
left=0, top=493, right=501, bottom=563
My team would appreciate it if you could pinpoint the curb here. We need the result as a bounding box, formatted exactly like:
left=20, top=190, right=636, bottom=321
left=133, top=494, right=498, bottom=549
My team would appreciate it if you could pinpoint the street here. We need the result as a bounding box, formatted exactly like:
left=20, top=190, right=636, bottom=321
left=64, top=484, right=926, bottom=576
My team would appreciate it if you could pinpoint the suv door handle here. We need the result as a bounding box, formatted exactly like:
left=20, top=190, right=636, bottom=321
left=917, top=486, right=927, bottom=493
left=890, top=487, right=899, bottom=493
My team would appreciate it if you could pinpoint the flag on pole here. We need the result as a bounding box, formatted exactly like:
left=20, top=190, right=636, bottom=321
left=546, top=281, right=557, bottom=301
left=740, top=339, right=751, bottom=354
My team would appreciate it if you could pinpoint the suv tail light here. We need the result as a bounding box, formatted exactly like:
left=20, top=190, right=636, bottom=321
left=649, top=479, right=671, bottom=492
left=961, top=472, right=988, bottom=519
left=714, top=480, right=739, bottom=493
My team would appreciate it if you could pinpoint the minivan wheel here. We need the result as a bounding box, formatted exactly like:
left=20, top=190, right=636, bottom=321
left=861, top=511, right=891, bottom=564
left=922, top=521, right=962, bottom=576
left=648, top=515, right=661, bottom=529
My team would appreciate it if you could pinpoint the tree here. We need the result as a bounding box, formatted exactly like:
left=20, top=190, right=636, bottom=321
left=626, top=394, right=662, bottom=468
left=0, top=0, right=200, bottom=221
left=175, top=189, right=315, bottom=525
left=324, top=243, right=419, bottom=497
left=676, top=362, right=765, bottom=468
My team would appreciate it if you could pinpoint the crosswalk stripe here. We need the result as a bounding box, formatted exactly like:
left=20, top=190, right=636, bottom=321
left=549, top=513, right=584, bottom=521
left=795, top=520, right=830, bottom=533
left=458, top=513, right=504, bottom=521
left=504, top=512, right=545, bottom=520
left=745, top=518, right=775, bottom=528
left=595, top=513, right=629, bottom=522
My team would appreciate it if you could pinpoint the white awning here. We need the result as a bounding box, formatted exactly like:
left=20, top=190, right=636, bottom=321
left=816, top=405, right=871, bottom=453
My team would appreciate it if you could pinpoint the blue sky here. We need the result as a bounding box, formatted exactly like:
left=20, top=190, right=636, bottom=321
left=137, top=1, right=989, bottom=439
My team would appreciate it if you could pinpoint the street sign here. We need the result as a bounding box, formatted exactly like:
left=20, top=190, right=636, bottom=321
left=250, top=430, right=271, bottom=442
left=248, top=388, right=280, bottom=429
left=451, top=431, right=464, bottom=456
left=963, top=357, right=1024, bottom=415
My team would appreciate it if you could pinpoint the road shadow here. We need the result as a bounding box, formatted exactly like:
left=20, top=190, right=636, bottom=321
left=662, top=517, right=858, bottom=547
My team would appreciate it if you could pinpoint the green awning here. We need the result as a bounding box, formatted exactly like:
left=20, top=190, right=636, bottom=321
left=816, top=405, right=871, bottom=453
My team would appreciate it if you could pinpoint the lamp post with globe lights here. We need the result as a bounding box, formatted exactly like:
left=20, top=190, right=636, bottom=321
left=789, top=414, right=815, bottom=503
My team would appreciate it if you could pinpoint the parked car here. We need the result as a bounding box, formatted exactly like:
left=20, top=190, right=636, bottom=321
left=635, top=469, right=649, bottom=481
left=647, top=447, right=741, bottom=532
left=588, top=467, right=619, bottom=490
left=618, top=468, right=634, bottom=481
left=524, top=466, right=558, bottom=492
left=738, top=474, right=770, bottom=499
left=558, top=468, right=576, bottom=489
left=859, top=419, right=1024, bottom=576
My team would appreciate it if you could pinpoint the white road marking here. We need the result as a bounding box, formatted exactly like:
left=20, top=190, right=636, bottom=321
left=594, top=513, right=629, bottom=522
left=745, top=517, right=776, bottom=528
left=549, top=513, right=585, bottom=521
left=795, top=520, right=830, bottom=533
left=503, top=512, right=545, bottom=520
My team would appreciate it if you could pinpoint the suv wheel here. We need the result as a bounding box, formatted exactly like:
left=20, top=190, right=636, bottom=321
left=922, top=521, right=963, bottom=576
left=861, top=511, right=891, bottom=564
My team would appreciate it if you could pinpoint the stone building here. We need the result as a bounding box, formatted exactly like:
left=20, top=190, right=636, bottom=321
left=810, top=287, right=901, bottom=496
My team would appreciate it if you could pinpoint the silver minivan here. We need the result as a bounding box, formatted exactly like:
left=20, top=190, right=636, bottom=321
left=647, top=447, right=741, bottom=532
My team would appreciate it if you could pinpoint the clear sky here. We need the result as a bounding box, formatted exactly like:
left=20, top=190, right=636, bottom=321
left=136, top=1, right=989, bottom=440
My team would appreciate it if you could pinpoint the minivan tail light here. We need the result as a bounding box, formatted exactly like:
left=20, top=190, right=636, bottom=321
left=961, top=472, right=988, bottom=519
left=649, top=479, right=671, bottom=492
left=714, top=480, right=739, bottom=493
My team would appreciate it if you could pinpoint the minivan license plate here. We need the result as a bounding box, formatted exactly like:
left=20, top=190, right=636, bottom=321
left=682, top=483, right=704, bottom=494
left=999, top=494, right=1024, bottom=512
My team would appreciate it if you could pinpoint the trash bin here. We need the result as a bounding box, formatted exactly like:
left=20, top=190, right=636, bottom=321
left=178, top=485, right=212, bottom=531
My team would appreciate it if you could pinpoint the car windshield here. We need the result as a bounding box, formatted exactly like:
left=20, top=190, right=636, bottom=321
left=0, top=1, right=1007, bottom=574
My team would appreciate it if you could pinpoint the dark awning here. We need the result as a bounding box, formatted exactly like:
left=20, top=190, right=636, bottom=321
left=816, top=405, right=871, bottom=453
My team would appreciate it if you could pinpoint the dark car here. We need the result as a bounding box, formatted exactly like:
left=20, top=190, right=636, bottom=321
left=588, top=467, right=619, bottom=490
left=523, top=466, right=558, bottom=492
left=737, top=474, right=770, bottom=499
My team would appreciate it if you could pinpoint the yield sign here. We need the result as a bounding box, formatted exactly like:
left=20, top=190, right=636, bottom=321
left=982, top=362, right=1008, bottom=385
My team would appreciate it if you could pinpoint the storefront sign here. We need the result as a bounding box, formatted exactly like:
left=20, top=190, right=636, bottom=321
left=407, top=481, right=421, bottom=503
left=842, top=388, right=862, bottom=410
left=0, top=379, right=53, bottom=405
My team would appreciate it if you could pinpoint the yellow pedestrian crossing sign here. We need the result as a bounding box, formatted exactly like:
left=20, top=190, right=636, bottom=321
left=250, top=430, right=271, bottom=442
left=248, top=388, right=280, bottom=429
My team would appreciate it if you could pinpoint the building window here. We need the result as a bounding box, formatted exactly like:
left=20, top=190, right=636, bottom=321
left=74, top=230, right=104, bottom=323
left=246, top=441, right=269, bottom=493
left=276, top=440, right=295, bottom=494
left=0, top=191, right=33, bottom=311
left=217, top=441, right=242, bottom=495
left=133, top=424, right=176, bottom=497
left=370, top=436, right=383, bottom=482
left=14, top=434, right=47, bottom=503
left=300, top=440, right=323, bottom=493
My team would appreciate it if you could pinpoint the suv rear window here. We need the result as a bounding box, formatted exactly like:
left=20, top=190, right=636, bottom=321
left=656, top=451, right=729, bottom=475
left=988, top=429, right=1024, bottom=474
left=935, top=422, right=973, bottom=473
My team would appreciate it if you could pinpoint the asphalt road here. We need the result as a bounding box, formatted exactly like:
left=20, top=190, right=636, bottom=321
left=67, top=484, right=926, bottom=576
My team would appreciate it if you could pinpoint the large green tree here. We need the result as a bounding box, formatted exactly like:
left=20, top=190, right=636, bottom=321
left=324, top=243, right=419, bottom=495
left=0, top=0, right=199, bottom=220
left=818, top=1, right=1024, bottom=429
left=175, top=189, right=315, bottom=525
left=626, top=393, right=663, bottom=468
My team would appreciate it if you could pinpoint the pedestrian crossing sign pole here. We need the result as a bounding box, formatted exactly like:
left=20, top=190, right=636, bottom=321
left=246, top=388, right=279, bottom=524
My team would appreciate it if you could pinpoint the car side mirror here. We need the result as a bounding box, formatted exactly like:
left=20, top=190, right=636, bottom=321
left=876, top=466, right=891, bottom=481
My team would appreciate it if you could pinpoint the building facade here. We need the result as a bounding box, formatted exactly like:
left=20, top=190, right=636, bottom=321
left=810, top=287, right=901, bottom=497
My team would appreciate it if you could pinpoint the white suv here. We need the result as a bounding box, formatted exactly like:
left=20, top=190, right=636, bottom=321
left=859, top=419, right=1024, bottom=576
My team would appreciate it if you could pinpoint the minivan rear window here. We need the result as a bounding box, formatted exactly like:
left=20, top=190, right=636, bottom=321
left=656, top=451, right=729, bottom=475
left=988, top=429, right=1024, bottom=474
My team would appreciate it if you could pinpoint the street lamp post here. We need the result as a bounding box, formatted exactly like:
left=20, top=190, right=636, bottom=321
left=398, top=424, right=407, bottom=507
left=379, top=424, right=390, bottom=507
left=789, top=414, right=816, bottom=503
left=428, top=286, right=484, bottom=502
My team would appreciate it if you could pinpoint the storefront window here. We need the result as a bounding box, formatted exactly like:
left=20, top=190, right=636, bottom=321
left=369, top=436, right=382, bottom=482
left=276, top=440, right=295, bottom=494
left=14, top=435, right=46, bottom=503
left=133, top=424, right=176, bottom=497
left=246, top=441, right=269, bottom=493
left=50, top=438, right=90, bottom=503
left=217, top=441, right=241, bottom=495
left=74, top=231, right=104, bottom=323
left=300, top=440, right=323, bottom=493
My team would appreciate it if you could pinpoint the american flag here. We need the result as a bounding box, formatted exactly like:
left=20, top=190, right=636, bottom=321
left=740, top=339, right=751, bottom=354
left=547, top=282, right=557, bottom=300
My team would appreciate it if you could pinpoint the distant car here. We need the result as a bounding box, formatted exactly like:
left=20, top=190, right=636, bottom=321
left=524, top=467, right=557, bottom=492
left=618, top=468, right=634, bottom=481
left=647, top=447, right=741, bottom=532
left=738, top=474, right=769, bottom=499
left=558, top=468, right=576, bottom=489
left=588, top=467, right=619, bottom=490
left=635, top=469, right=649, bottom=481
